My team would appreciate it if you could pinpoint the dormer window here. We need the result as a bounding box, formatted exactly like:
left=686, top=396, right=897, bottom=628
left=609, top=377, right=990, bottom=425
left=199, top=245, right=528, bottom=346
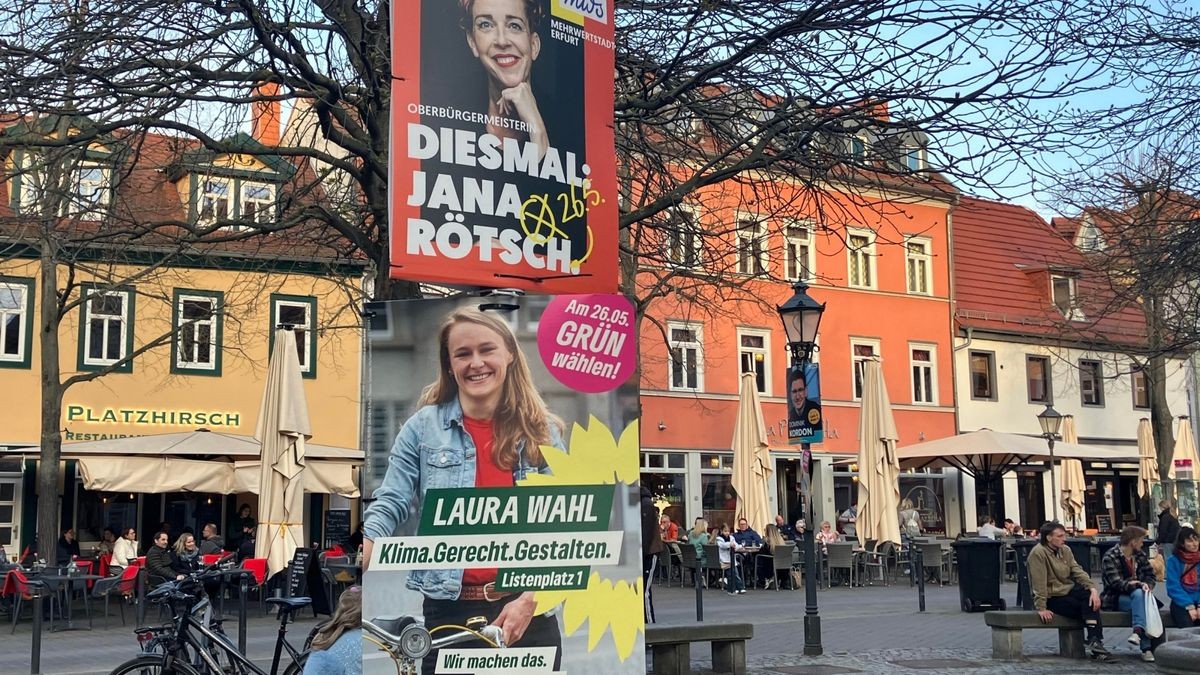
left=198, top=178, right=231, bottom=226
left=850, top=136, right=867, bottom=161
left=1051, top=274, right=1083, bottom=320
left=14, top=152, right=112, bottom=219
left=904, top=145, right=924, bottom=171
left=241, top=183, right=275, bottom=225
left=1076, top=219, right=1106, bottom=252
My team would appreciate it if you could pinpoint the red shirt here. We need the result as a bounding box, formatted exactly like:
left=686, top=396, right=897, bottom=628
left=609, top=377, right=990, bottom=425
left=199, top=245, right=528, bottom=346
left=462, top=417, right=513, bottom=586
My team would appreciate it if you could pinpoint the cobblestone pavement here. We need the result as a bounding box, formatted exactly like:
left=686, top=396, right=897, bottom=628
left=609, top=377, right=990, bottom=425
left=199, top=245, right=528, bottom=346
left=650, top=577, right=1174, bottom=673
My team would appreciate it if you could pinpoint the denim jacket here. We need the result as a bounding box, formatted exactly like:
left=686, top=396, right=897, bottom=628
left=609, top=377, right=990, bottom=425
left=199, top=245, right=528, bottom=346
left=362, top=398, right=560, bottom=600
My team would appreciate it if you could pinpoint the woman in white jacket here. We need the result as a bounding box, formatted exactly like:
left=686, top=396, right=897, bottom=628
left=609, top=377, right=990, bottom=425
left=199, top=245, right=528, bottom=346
left=716, top=523, right=746, bottom=595
left=110, top=527, right=139, bottom=575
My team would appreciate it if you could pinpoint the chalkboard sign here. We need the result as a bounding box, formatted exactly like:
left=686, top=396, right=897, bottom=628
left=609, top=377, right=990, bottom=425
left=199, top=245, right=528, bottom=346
left=1095, top=515, right=1114, bottom=532
left=324, top=509, right=351, bottom=549
left=288, top=547, right=331, bottom=615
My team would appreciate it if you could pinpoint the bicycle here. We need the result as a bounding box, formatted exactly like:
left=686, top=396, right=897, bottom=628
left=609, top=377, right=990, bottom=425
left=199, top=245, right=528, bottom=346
left=110, top=567, right=312, bottom=675
left=362, top=614, right=506, bottom=675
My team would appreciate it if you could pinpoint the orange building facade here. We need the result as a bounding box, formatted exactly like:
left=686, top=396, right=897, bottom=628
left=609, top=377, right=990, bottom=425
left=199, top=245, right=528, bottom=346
left=638, top=176, right=963, bottom=534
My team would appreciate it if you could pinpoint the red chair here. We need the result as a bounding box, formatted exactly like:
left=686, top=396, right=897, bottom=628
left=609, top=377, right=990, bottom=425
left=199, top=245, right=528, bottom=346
left=201, top=554, right=223, bottom=566
left=9, top=571, right=58, bottom=634
left=238, top=558, right=269, bottom=613
left=97, top=553, right=112, bottom=578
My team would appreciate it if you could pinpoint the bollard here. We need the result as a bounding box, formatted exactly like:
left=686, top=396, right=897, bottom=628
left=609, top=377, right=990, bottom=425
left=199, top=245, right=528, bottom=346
left=136, top=568, right=146, bottom=626
left=238, top=573, right=249, bottom=654
left=30, top=583, right=43, bottom=675
left=914, top=544, right=926, bottom=612
left=694, top=559, right=704, bottom=622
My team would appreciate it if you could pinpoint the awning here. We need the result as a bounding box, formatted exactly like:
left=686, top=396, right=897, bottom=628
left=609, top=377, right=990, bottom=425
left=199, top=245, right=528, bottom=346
left=76, top=456, right=359, bottom=498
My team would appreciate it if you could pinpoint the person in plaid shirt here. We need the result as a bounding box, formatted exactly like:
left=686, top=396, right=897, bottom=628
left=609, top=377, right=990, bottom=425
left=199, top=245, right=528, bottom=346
left=1100, top=526, right=1161, bottom=662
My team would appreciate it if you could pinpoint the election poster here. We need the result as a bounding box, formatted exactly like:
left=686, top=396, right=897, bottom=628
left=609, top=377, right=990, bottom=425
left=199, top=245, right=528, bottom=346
left=361, top=294, right=643, bottom=674
left=390, top=0, right=618, bottom=293
left=786, top=362, right=823, bottom=445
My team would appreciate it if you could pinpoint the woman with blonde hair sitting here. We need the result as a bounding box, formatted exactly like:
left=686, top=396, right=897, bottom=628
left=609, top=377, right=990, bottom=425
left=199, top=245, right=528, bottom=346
left=303, top=587, right=362, bottom=675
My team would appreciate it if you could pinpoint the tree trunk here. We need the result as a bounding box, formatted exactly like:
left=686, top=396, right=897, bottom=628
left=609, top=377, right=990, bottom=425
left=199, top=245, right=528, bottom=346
left=1149, top=351, right=1176, bottom=502
left=37, top=245, right=63, bottom=559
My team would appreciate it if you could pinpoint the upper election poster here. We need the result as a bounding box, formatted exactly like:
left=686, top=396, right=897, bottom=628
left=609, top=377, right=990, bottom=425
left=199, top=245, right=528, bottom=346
left=390, top=0, right=618, bottom=293
left=361, top=294, right=644, bottom=675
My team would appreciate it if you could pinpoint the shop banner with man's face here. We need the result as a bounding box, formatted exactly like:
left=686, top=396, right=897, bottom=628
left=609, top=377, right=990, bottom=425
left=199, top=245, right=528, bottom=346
left=361, top=295, right=643, bottom=674
left=390, top=0, right=618, bottom=293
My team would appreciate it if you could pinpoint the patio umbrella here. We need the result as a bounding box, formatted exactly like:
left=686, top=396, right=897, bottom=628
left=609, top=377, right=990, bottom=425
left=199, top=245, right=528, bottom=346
left=730, top=372, right=773, bottom=532
left=856, top=361, right=901, bottom=547
left=255, top=328, right=312, bottom=578
left=1137, top=418, right=1159, bottom=498
left=1059, top=417, right=1086, bottom=530
left=1170, top=416, right=1199, bottom=480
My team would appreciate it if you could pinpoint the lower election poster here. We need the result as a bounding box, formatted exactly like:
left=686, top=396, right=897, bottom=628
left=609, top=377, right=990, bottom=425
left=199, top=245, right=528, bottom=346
left=361, top=294, right=643, bottom=674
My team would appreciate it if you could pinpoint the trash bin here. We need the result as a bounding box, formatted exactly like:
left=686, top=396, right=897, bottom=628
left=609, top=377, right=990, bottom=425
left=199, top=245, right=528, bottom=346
left=1066, top=538, right=1093, bottom=575
left=1012, top=538, right=1037, bottom=609
left=951, top=537, right=1007, bottom=612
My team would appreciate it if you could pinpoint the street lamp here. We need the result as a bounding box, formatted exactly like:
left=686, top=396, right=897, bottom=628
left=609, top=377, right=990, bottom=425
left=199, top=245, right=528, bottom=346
left=777, top=281, right=825, bottom=656
left=1037, top=404, right=1064, bottom=523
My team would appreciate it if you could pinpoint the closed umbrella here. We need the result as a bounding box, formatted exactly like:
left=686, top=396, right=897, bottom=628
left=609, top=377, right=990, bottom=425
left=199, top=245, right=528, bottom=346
left=1170, top=417, right=1199, bottom=480
left=856, top=361, right=901, bottom=547
left=731, top=373, right=773, bottom=533
left=1137, top=418, right=1159, bottom=499
left=1059, top=417, right=1086, bottom=530
left=255, top=328, right=312, bottom=578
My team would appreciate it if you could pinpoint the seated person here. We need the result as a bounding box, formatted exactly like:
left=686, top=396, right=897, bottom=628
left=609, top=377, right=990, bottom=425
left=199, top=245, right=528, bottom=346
left=757, top=525, right=789, bottom=588
left=1166, top=526, right=1200, bottom=628
left=145, top=531, right=178, bottom=587
left=977, top=515, right=1002, bottom=539
left=1099, top=526, right=1160, bottom=661
left=1029, top=522, right=1114, bottom=661
left=815, top=521, right=839, bottom=550
left=55, top=527, right=81, bottom=566
left=237, top=522, right=257, bottom=562
left=732, top=518, right=764, bottom=548
left=774, top=514, right=798, bottom=541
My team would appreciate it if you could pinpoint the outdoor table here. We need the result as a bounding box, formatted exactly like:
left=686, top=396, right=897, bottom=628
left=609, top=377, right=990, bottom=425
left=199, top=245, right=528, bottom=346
left=33, top=571, right=103, bottom=631
left=325, top=562, right=361, bottom=583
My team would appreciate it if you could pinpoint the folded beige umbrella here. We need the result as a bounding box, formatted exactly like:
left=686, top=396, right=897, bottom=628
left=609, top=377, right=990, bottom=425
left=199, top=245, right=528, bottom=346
left=1170, top=417, right=1199, bottom=481
left=1137, top=418, right=1159, bottom=498
left=255, top=329, right=312, bottom=578
left=856, top=361, right=901, bottom=547
left=1059, top=417, right=1086, bottom=528
left=731, top=373, right=774, bottom=532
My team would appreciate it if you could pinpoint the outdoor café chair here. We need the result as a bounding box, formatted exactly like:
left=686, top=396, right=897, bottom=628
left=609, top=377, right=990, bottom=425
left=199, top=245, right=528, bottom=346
left=655, top=548, right=674, bottom=587
left=860, top=541, right=895, bottom=586
left=679, top=545, right=702, bottom=587
left=703, top=544, right=723, bottom=589
left=826, top=543, right=857, bottom=587
left=90, top=575, right=127, bottom=629
left=917, top=542, right=947, bottom=586
left=9, top=572, right=57, bottom=634
left=766, top=544, right=796, bottom=590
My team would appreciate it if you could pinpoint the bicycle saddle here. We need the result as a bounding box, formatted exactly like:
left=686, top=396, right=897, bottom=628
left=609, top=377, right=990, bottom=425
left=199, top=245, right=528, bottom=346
left=265, top=597, right=312, bottom=609
left=373, top=615, right=418, bottom=636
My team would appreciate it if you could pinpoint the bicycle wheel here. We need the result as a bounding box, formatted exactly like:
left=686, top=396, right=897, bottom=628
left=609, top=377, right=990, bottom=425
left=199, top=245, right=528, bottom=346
left=281, top=651, right=308, bottom=675
left=109, top=654, right=204, bottom=675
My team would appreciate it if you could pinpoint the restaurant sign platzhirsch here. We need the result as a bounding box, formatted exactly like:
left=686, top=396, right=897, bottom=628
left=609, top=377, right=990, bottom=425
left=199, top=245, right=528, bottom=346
left=65, top=404, right=242, bottom=433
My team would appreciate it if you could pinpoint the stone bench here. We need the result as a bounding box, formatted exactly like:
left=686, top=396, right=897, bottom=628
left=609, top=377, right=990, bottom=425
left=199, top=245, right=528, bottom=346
left=645, top=623, right=753, bottom=675
left=984, top=609, right=1175, bottom=660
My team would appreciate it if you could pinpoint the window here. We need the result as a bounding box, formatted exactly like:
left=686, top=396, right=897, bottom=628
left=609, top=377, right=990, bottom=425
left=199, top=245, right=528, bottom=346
left=198, top=178, right=231, bottom=226
left=851, top=338, right=880, bottom=400
left=736, top=217, right=766, bottom=276
left=270, top=294, right=317, bottom=378
left=1026, top=355, right=1052, bottom=404
left=1079, top=359, right=1104, bottom=406
left=1132, top=369, right=1149, bottom=409
left=667, top=322, right=703, bottom=391
left=850, top=136, right=867, bottom=161
left=67, top=163, right=111, bottom=217
left=905, top=238, right=932, bottom=295
left=240, top=183, right=276, bottom=225
left=665, top=209, right=701, bottom=268
left=737, top=329, right=770, bottom=394
left=1076, top=220, right=1105, bottom=252
left=847, top=231, right=875, bottom=289
left=904, top=145, right=923, bottom=171
left=910, top=344, right=936, bottom=405
left=784, top=221, right=815, bottom=281
left=79, top=286, right=134, bottom=372
left=969, top=351, right=996, bottom=400
left=173, top=290, right=222, bottom=375
left=0, top=279, right=33, bottom=368
left=1051, top=274, right=1082, bottom=319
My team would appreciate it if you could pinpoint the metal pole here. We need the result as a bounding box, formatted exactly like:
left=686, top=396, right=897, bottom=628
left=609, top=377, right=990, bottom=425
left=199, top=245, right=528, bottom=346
left=1048, top=436, right=1060, bottom=523
left=797, top=357, right=822, bottom=656
left=915, top=544, right=926, bottom=612
left=238, top=573, right=249, bottom=654
left=694, top=557, right=703, bottom=622
left=30, top=584, right=43, bottom=675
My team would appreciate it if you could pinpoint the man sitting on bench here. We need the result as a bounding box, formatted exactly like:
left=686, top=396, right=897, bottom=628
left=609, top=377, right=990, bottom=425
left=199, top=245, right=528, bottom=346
left=1029, top=521, right=1115, bottom=662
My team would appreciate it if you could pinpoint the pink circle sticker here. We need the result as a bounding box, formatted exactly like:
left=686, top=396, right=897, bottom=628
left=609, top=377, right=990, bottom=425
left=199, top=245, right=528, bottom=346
left=537, top=294, right=636, bottom=393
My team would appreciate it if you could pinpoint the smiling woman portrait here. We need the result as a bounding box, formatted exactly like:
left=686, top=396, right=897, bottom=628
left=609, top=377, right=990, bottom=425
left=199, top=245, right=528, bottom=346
left=361, top=307, right=565, bottom=672
left=459, top=0, right=549, bottom=158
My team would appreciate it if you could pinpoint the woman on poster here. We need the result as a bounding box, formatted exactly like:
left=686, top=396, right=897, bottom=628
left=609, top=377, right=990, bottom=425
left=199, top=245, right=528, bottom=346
left=362, top=307, right=565, bottom=672
left=460, top=0, right=550, bottom=158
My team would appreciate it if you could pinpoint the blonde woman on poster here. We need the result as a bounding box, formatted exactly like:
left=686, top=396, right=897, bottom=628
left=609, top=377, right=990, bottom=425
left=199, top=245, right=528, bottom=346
left=362, top=308, right=565, bottom=672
